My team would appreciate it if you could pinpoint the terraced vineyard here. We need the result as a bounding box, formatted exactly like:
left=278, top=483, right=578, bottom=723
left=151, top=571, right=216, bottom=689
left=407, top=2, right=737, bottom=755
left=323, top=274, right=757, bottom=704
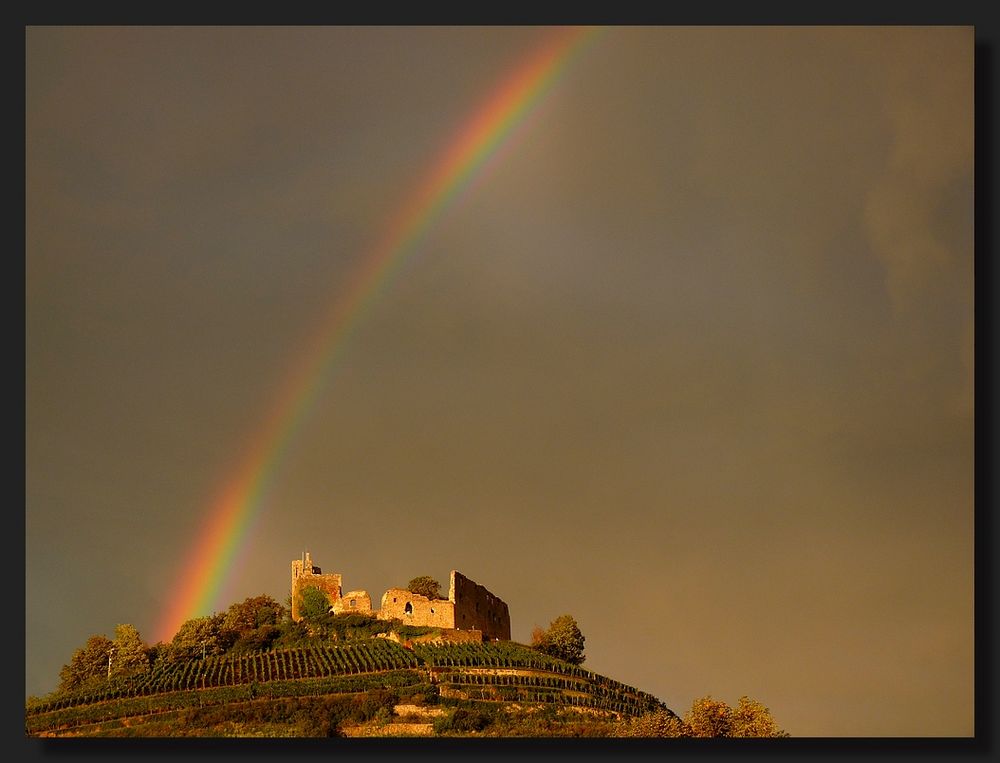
left=415, top=641, right=666, bottom=717
left=26, top=639, right=667, bottom=736
left=28, top=640, right=421, bottom=715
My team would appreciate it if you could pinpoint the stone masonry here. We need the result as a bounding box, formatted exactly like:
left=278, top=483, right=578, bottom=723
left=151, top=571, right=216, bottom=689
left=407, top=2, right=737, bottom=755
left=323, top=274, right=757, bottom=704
left=290, top=556, right=511, bottom=641
left=290, top=552, right=344, bottom=621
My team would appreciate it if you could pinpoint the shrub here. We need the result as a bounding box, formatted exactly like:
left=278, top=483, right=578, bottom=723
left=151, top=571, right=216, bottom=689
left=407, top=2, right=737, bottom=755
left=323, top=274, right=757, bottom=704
left=406, top=576, right=443, bottom=600
left=231, top=625, right=281, bottom=653
left=434, top=706, right=497, bottom=734
left=349, top=689, right=399, bottom=723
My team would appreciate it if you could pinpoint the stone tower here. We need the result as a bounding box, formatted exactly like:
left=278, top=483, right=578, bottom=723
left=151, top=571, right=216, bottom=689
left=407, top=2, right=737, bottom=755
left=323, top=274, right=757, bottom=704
left=290, top=552, right=342, bottom=621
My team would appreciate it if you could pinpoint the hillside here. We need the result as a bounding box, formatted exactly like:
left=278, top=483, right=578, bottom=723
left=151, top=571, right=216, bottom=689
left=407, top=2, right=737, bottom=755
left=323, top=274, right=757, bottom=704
left=25, top=639, right=672, bottom=737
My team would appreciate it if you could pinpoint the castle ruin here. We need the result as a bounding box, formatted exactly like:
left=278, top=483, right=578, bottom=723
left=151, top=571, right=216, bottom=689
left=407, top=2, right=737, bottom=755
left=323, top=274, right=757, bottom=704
left=290, top=553, right=511, bottom=642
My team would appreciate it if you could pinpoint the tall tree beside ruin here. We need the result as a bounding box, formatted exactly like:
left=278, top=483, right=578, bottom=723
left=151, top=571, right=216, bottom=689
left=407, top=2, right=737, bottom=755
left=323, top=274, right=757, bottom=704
left=58, top=634, right=114, bottom=692
left=406, top=576, right=443, bottom=600
left=534, top=614, right=586, bottom=665
left=298, top=585, right=333, bottom=623
left=111, top=623, right=150, bottom=678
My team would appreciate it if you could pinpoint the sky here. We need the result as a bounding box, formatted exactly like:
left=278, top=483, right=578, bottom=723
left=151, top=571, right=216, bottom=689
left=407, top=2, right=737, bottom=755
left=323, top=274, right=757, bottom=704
left=25, top=26, right=975, bottom=737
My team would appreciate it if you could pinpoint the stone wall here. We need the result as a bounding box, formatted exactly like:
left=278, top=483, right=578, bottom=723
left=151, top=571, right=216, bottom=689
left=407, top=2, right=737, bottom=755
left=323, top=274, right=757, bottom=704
left=377, top=588, right=456, bottom=628
left=450, top=570, right=511, bottom=641
left=331, top=590, right=372, bottom=615
left=290, top=556, right=510, bottom=639
left=291, top=552, right=342, bottom=621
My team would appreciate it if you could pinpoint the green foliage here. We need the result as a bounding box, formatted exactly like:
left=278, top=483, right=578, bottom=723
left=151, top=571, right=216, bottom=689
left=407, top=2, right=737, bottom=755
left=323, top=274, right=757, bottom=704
left=176, top=694, right=349, bottom=737
left=231, top=624, right=281, bottom=653
left=40, top=589, right=749, bottom=738
left=297, top=586, right=332, bottom=623
left=433, top=705, right=498, bottom=734
left=348, top=688, right=400, bottom=723
left=328, top=612, right=393, bottom=642
left=58, top=634, right=114, bottom=692
left=397, top=682, right=439, bottom=705
left=406, top=576, right=443, bottom=600
left=168, top=614, right=227, bottom=661
left=145, top=641, right=168, bottom=668
left=271, top=618, right=310, bottom=649
left=413, top=641, right=665, bottom=717
left=213, top=593, right=285, bottom=653
left=534, top=614, right=586, bottom=665
left=111, top=624, right=150, bottom=679
left=393, top=624, right=440, bottom=640
left=222, top=595, right=284, bottom=635
left=31, top=634, right=671, bottom=735
left=26, top=668, right=426, bottom=735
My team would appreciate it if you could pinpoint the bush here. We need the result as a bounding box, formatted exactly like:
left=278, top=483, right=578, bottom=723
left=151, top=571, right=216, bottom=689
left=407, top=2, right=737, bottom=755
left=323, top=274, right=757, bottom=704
left=329, top=613, right=391, bottom=642
left=434, top=706, right=498, bottom=734
left=349, top=689, right=399, bottom=723
left=406, top=576, right=443, bottom=600
left=394, top=625, right=440, bottom=640
left=231, top=625, right=281, bottom=653
left=397, top=683, right=439, bottom=705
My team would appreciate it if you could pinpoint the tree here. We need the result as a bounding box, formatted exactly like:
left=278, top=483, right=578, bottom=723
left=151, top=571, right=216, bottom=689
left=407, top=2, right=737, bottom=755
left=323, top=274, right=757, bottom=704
left=272, top=617, right=310, bottom=649
left=167, top=614, right=226, bottom=661
left=612, top=709, right=691, bottom=737
left=145, top=641, right=169, bottom=669
left=298, top=585, right=333, bottom=623
left=406, top=576, right=443, bottom=600
left=685, top=696, right=733, bottom=738
left=58, top=634, right=114, bottom=692
left=729, top=695, right=786, bottom=737
left=110, top=624, right=149, bottom=679
left=534, top=614, right=586, bottom=665
left=222, top=594, right=284, bottom=634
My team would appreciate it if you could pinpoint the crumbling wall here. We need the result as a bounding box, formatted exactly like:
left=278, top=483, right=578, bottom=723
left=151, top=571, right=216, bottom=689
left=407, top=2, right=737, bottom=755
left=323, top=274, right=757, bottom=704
left=291, top=552, right=342, bottom=621
left=378, top=588, right=456, bottom=629
left=450, top=570, right=511, bottom=641
left=331, top=590, right=372, bottom=615
left=289, top=556, right=511, bottom=639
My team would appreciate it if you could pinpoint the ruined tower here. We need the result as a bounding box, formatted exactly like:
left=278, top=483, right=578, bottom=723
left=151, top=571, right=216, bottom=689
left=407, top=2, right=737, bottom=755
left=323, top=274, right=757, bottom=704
left=290, top=552, right=342, bottom=621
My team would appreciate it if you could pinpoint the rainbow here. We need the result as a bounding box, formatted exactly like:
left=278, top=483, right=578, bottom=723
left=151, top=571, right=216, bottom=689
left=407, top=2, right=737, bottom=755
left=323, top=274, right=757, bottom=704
left=155, top=26, right=603, bottom=643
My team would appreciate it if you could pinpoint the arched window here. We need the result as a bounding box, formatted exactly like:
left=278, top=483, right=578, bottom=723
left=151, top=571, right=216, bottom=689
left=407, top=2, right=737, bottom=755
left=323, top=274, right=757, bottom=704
left=404, top=602, right=413, bottom=615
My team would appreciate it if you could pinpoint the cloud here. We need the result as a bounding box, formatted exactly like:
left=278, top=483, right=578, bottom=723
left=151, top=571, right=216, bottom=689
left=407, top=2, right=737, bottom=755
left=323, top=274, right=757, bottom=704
left=862, top=28, right=973, bottom=313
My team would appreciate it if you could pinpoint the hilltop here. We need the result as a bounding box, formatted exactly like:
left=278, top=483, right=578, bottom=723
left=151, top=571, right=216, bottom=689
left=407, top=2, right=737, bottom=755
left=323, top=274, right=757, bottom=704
left=27, top=578, right=786, bottom=738
left=26, top=635, right=669, bottom=737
